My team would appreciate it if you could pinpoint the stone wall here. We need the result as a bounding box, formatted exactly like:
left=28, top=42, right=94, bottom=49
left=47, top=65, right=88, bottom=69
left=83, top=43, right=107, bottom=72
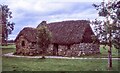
left=70, top=43, right=100, bottom=56
left=46, top=44, right=54, bottom=55
left=15, top=36, right=100, bottom=56
left=46, top=43, right=100, bottom=57
left=15, top=35, right=40, bottom=56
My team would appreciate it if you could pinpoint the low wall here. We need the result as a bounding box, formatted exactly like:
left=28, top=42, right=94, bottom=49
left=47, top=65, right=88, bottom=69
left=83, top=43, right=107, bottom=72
left=15, top=43, right=100, bottom=56
left=47, top=43, right=100, bottom=57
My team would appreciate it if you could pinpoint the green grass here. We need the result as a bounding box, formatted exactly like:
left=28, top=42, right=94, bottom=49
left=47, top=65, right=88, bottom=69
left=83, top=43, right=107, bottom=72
left=1, top=44, right=16, bottom=54
left=100, top=45, right=119, bottom=57
left=79, top=45, right=119, bottom=58
left=2, top=57, right=119, bottom=71
left=0, top=44, right=16, bottom=49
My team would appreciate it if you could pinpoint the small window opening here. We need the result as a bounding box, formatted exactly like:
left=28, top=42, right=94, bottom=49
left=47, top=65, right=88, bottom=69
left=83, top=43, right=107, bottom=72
left=21, top=41, right=25, bottom=47
left=67, top=45, right=71, bottom=50
left=30, top=42, right=36, bottom=49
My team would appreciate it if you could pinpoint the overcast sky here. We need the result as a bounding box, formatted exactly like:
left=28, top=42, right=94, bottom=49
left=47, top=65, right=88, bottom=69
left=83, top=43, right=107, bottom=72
left=0, top=0, right=107, bottom=40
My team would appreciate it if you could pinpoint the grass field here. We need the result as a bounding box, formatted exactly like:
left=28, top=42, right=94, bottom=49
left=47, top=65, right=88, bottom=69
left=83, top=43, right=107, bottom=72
left=1, top=44, right=120, bottom=71
left=2, top=57, right=119, bottom=71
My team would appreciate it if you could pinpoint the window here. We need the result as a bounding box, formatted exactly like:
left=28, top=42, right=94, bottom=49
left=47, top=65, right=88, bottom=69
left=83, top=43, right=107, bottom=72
left=30, top=42, right=36, bottom=49
left=67, top=45, right=71, bottom=50
left=21, top=41, right=25, bottom=47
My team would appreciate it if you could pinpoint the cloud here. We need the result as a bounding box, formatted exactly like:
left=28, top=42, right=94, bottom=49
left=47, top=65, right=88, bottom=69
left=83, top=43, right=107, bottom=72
left=0, top=0, right=100, bottom=40
left=3, top=0, right=108, bottom=3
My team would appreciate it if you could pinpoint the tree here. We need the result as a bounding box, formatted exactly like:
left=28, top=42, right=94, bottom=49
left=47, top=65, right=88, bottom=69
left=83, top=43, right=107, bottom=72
left=36, top=24, right=52, bottom=59
left=0, top=4, right=15, bottom=46
left=92, top=0, right=120, bottom=70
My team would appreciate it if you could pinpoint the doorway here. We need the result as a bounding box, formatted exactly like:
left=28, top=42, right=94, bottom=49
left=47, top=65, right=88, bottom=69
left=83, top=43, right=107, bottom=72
left=53, top=44, right=58, bottom=56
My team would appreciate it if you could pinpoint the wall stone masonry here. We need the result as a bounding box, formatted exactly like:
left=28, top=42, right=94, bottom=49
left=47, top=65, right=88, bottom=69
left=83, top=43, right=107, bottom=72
left=15, top=35, right=40, bottom=56
left=46, top=43, right=100, bottom=57
left=15, top=41, right=100, bottom=57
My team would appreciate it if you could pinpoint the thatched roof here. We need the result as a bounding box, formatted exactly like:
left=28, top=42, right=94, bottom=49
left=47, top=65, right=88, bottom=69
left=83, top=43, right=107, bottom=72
left=15, top=20, right=95, bottom=45
left=38, top=20, right=94, bottom=45
left=15, top=27, right=37, bottom=42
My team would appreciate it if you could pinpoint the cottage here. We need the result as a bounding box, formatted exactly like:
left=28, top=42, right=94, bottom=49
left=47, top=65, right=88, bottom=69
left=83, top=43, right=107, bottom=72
left=42, top=20, right=100, bottom=56
left=14, top=27, right=39, bottom=56
left=15, top=20, right=100, bottom=56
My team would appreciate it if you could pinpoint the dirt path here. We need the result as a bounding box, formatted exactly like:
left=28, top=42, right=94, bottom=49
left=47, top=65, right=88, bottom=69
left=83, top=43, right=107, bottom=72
left=2, top=52, right=120, bottom=60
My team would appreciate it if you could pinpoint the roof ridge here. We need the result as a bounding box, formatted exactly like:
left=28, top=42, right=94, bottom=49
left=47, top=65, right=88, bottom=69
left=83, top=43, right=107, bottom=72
left=47, top=20, right=89, bottom=24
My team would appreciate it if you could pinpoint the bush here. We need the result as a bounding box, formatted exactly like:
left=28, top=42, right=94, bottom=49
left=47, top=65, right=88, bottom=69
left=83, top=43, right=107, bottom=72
left=36, top=25, right=52, bottom=58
